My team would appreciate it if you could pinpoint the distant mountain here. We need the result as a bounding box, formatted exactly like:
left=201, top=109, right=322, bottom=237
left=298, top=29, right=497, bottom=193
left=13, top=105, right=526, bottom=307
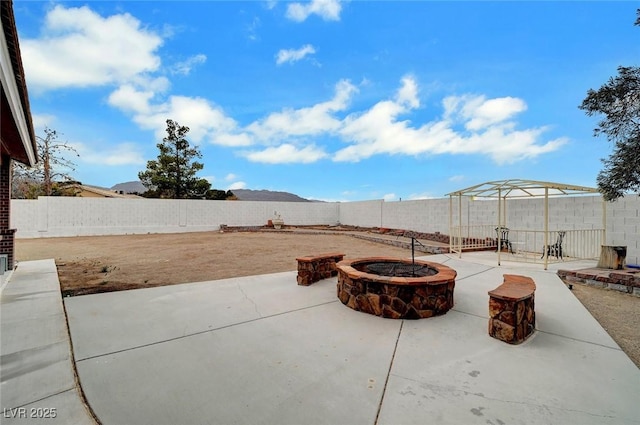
left=109, top=182, right=312, bottom=202
left=232, top=189, right=312, bottom=202
left=110, top=181, right=146, bottom=194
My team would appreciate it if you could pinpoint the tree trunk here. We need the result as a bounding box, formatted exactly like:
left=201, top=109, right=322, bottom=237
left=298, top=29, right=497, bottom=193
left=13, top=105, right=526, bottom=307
left=43, top=138, right=51, bottom=196
left=597, top=246, right=627, bottom=269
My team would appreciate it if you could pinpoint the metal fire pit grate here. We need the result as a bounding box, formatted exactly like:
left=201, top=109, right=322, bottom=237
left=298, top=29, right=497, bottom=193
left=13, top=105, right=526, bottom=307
left=364, top=262, right=437, bottom=278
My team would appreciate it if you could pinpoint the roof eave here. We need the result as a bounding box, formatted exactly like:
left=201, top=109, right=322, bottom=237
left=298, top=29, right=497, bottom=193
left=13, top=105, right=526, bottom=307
left=0, top=0, right=37, bottom=166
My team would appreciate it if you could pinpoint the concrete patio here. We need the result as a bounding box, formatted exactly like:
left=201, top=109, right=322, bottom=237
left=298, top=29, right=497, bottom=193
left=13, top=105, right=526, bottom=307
left=2, top=253, right=639, bottom=424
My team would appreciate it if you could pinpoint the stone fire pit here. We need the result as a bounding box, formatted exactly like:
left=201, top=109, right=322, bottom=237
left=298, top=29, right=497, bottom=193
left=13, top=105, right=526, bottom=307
left=336, top=257, right=457, bottom=319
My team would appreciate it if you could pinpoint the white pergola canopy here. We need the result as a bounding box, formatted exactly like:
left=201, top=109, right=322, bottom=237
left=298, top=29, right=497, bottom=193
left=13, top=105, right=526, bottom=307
left=446, top=179, right=604, bottom=269
left=446, top=179, right=600, bottom=199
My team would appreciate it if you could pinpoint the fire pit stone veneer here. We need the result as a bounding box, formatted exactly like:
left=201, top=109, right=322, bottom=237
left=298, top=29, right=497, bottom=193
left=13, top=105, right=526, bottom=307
left=336, top=257, right=457, bottom=319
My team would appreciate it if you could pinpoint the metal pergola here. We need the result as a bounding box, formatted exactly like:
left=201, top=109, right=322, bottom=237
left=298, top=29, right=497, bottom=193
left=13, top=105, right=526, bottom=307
left=446, top=179, right=604, bottom=269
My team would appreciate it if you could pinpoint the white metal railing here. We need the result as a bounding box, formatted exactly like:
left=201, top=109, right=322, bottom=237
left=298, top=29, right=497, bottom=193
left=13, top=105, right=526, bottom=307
left=449, top=225, right=498, bottom=254
left=449, top=226, right=604, bottom=264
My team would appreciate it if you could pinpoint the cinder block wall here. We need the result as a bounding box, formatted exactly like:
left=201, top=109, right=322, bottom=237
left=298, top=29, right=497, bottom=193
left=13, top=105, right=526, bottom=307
left=381, top=198, right=451, bottom=233
left=338, top=200, right=383, bottom=228
left=605, top=195, right=639, bottom=265
left=11, top=198, right=339, bottom=238
left=11, top=194, right=639, bottom=265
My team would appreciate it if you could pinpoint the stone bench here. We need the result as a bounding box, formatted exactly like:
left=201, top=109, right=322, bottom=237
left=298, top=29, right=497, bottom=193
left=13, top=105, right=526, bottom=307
left=488, top=274, right=536, bottom=344
left=296, top=252, right=345, bottom=286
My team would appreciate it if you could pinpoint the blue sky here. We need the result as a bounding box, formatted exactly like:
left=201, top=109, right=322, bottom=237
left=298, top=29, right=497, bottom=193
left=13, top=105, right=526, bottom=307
left=13, top=1, right=640, bottom=201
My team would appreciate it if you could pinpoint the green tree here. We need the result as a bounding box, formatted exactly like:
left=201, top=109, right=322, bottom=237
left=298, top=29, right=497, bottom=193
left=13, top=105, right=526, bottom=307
left=12, top=127, right=79, bottom=199
left=204, top=189, right=236, bottom=200
left=139, top=119, right=212, bottom=199
left=578, top=9, right=640, bottom=201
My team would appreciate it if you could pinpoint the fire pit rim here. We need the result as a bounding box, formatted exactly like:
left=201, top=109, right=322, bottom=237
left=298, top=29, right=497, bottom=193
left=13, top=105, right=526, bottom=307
left=337, top=256, right=456, bottom=286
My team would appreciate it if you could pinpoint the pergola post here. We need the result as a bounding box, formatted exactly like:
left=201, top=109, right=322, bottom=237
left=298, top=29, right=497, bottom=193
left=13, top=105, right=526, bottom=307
left=448, top=195, right=452, bottom=254
left=602, top=197, right=607, bottom=245
left=497, top=188, right=502, bottom=266
left=544, top=187, right=549, bottom=270
left=458, top=194, right=463, bottom=257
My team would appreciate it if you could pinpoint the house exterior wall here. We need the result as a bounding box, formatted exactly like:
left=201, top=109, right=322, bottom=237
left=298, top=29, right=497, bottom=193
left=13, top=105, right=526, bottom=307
left=12, top=194, right=639, bottom=265
left=1, top=155, right=16, bottom=268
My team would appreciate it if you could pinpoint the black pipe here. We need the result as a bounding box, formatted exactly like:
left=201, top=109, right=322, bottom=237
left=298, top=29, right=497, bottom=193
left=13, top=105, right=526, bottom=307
left=411, top=237, right=428, bottom=277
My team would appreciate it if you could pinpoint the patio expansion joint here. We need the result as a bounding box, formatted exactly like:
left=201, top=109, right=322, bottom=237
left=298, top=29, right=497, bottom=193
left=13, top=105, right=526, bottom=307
left=534, top=329, right=623, bottom=351
left=7, top=387, right=78, bottom=411
left=74, top=299, right=340, bottom=363
left=449, top=308, right=489, bottom=320
left=455, top=266, right=495, bottom=282
left=374, top=320, right=404, bottom=425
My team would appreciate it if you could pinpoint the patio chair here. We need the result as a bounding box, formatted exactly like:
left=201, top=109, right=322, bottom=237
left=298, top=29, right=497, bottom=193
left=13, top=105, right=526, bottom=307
left=495, top=226, right=513, bottom=254
left=541, top=231, right=566, bottom=260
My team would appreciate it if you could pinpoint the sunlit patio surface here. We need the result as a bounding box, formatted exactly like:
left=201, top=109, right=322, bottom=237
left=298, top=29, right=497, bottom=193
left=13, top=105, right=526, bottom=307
left=2, top=252, right=639, bottom=425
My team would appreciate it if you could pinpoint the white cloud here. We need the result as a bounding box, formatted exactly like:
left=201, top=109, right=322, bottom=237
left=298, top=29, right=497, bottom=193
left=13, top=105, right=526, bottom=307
left=228, top=181, right=247, bottom=190
left=108, top=85, right=155, bottom=115
left=448, top=175, right=465, bottom=182
left=407, top=192, right=436, bottom=200
left=458, top=96, right=527, bottom=131
left=225, top=173, right=238, bottom=181
left=383, top=193, right=397, bottom=201
left=31, top=113, right=57, bottom=130
left=72, top=142, right=145, bottom=166
left=334, top=76, right=566, bottom=164
left=246, top=79, right=357, bottom=143
left=286, top=0, right=342, bottom=22
left=35, top=3, right=563, bottom=169
left=244, top=144, right=328, bottom=164
left=135, top=78, right=355, bottom=164
left=157, top=96, right=239, bottom=143
left=108, top=86, right=245, bottom=147
left=276, top=44, right=316, bottom=65
left=130, top=74, right=560, bottom=167
left=109, top=70, right=563, bottom=167
left=213, top=133, right=253, bottom=147
left=131, top=76, right=171, bottom=93
left=22, top=5, right=163, bottom=91
left=396, top=75, right=420, bottom=108
left=170, top=54, right=207, bottom=75
left=245, top=16, right=261, bottom=42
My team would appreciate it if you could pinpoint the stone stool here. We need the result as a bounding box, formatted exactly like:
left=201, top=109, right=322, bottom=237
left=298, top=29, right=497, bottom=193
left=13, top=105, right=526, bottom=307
left=488, top=274, right=536, bottom=344
left=296, top=253, right=345, bottom=286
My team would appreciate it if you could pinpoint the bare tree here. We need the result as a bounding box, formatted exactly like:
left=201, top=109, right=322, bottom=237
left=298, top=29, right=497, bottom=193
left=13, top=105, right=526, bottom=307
left=12, top=127, right=79, bottom=198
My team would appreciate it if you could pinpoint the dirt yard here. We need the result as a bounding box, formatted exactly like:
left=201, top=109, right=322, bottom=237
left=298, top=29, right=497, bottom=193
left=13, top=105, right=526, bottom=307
left=14, top=230, right=639, bottom=368
left=15, top=230, right=413, bottom=296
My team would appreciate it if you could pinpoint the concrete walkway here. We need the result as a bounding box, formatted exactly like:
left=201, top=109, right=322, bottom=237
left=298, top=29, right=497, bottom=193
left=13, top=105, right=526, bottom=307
left=0, top=259, right=95, bottom=424
left=2, top=254, right=639, bottom=424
